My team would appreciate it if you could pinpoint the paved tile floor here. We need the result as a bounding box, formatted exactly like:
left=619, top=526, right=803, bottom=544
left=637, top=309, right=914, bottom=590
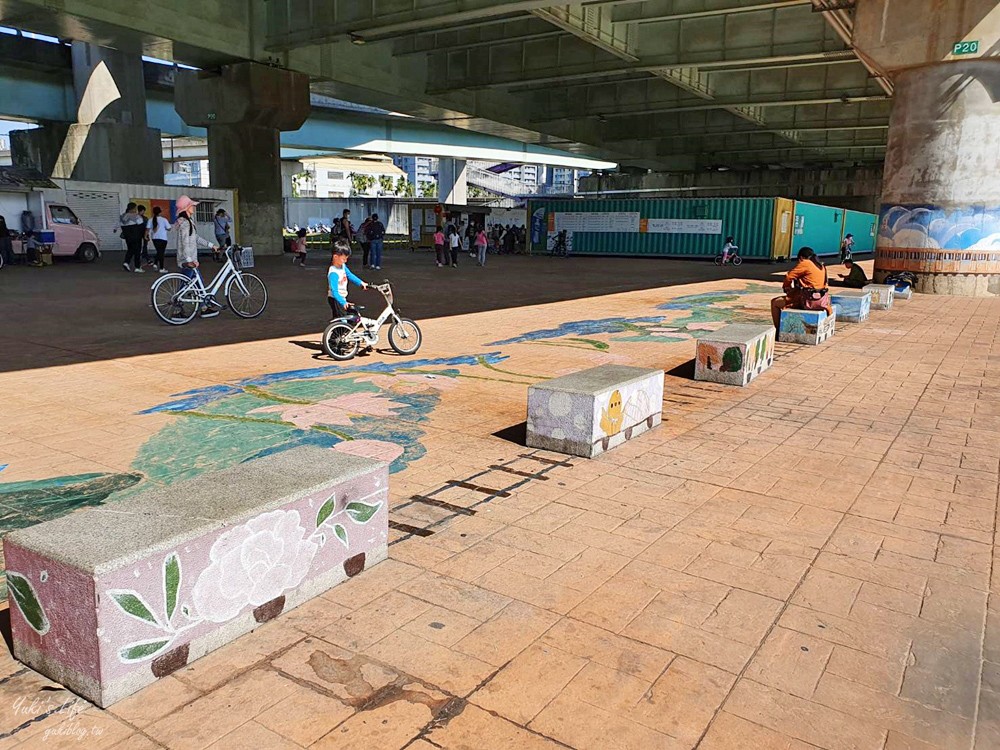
left=0, top=263, right=997, bottom=749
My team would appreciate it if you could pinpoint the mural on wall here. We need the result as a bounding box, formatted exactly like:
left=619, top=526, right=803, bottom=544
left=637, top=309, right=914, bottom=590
left=879, top=204, right=1000, bottom=251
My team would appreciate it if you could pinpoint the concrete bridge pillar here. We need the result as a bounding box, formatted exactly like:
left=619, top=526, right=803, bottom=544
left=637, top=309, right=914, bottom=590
left=175, top=63, right=310, bottom=255
left=438, top=158, right=468, bottom=205
left=11, top=42, right=161, bottom=183
left=855, top=0, right=1000, bottom=295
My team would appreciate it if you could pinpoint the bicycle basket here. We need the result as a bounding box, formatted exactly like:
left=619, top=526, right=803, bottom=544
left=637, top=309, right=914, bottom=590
left=236, top=246, right=255, bottom=269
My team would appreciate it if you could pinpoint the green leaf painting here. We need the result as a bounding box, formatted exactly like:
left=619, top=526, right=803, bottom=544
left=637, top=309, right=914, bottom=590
left=316, top=495, right=336, bottom=528
left=345, top=501, right=382, bottom=524
left=109, top=591, right=160, bottom=626
left=119, top=639, right=172, bottom=662
left=721, top=346, right=744, bottom=373
left=334, top=523, right=349, bottom=547
left=164, top=554, right=181, bottom=621
left=7, top=572, right=49, bottom=635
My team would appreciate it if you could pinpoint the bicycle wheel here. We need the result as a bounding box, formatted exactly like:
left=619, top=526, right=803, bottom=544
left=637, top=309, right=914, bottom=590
left=388, top=318, right=422, bottom=355
left=732, top=255, right=743, bottom=266
left=714, top=254, right=724, bottom=266
left=151, top=274, right=199, bottom=325
left=323, top=321, right=360, bottom=360
left=226, top=272, right=268, bottom=318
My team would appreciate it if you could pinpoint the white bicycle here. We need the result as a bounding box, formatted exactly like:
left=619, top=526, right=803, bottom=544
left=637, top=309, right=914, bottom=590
left=150, top=245, right=267, bottom=325
left=322, top=282, right=422, bottom=360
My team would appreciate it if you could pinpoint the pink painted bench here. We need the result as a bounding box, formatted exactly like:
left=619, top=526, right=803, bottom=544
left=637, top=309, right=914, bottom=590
left=3, top=447, right=388, bottom=707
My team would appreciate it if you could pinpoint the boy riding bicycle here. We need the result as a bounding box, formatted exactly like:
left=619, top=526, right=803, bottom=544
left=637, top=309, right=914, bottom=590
left=328, top=238, right=369, bottom=324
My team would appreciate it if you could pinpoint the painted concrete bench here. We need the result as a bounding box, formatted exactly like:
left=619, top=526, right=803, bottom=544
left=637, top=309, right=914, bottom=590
left=527, top=364, right=663, bottom=458
left=778, top=308, right=837, bottom=345
left=3, top=447, right=388, bottom=707
left=863, top=284, right=896, bottom=310
left=894, top=286, right=913, bottom=301
left=829, top=290, right=871, bottom=323
left=694, top=324, right=775, bottom=387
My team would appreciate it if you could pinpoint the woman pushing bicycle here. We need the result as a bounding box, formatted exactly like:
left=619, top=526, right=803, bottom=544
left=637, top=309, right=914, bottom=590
left=172, top=195, right=221, bottom=318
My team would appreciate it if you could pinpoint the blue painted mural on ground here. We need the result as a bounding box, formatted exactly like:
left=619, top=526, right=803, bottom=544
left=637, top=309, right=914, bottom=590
left=489, top=285, right=774, bottom=347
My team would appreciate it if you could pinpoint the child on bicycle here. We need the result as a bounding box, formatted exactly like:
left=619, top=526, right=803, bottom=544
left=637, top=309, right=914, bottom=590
left=328, top=238, right=368, bottom=323
left=721, top=236, right=739, bottom=264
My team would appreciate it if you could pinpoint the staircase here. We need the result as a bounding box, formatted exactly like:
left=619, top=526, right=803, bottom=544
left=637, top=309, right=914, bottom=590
left=467, top=164, right=538, bottom=200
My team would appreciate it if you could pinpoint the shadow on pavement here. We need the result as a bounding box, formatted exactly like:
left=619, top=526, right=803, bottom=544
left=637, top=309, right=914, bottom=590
left=0, top=249, right=860, bottom=374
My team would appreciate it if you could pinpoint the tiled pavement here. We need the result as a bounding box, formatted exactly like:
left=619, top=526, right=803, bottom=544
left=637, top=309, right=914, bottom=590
left=1, top=275, right=999, bottom=749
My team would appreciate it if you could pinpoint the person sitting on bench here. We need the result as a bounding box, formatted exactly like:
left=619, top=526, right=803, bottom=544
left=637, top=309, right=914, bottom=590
left=771, top=247, right=833, bottom=328
left=838, top=259, right=869, bottom=288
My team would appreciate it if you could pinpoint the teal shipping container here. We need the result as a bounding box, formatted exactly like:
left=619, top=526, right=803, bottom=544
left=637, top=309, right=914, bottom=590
left=790, top=201, right=846, bottom=258
left=527, top=197, right=792, bottom=259
left=526, top=197, right=876, bottom=260
left=842, top=209, right=877, bottom=254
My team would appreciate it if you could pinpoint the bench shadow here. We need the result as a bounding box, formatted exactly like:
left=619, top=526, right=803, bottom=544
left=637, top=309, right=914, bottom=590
left=665, top=358, right=696, bottom=380
left=0, top=609, right=11, bottom=656
left=493, top=421, right=527, bottom=446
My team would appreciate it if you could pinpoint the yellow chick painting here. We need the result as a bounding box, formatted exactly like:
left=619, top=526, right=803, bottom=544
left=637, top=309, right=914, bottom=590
left=600, top=390, right=624, bottom=436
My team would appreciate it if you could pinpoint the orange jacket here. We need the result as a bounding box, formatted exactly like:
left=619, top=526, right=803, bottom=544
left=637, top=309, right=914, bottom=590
left=783, top=259, right=826, bottom=291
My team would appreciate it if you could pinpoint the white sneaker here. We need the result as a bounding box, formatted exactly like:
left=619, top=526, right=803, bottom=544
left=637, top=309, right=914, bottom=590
left=122, top=262, right=130, bottom=272
left=375, top=266, right=381, bottom=270
left=133, top=267, right=145, bottom=274
left=158, top=268, right=168, bottom=274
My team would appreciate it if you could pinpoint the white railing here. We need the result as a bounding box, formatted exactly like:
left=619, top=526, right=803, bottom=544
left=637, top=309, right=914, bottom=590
left=467, top=165, right=539, bottom=199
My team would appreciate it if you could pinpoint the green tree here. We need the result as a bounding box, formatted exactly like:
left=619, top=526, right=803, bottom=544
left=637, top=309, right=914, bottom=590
left=291, top=170, right=314, bottom=198
left=419, top=181, right=437, bottom=198
left=468, top=186, right=488, bottom=199
left=350, top=173, right=377, bottom=196
left=395, top=176, right=415, bottom=197
left=378, top=175, right=395, bottom=195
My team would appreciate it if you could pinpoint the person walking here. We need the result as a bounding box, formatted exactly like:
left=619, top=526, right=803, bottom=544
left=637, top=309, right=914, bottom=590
left=367, top=212, right=386, bottom=270
left=147, top=206, right=171, bottom=273
left=171, top=196, right=220, bottom=317
left=137, top=205, right=154, bottom=268
left=433, top=227, right=446, bottom=267
left=119, top=202, right=145, bottom=273
left=336, top=209, right=353, bottom=245
left=358, top=215, right=372, bottom=268
left=0, top=216, right=12, bottom=267
left=475, top=226, right=488, bottom=266
left=840, top=233, right=855, bottom=263
left=448, top=223, right=460, bottom=267
left=214, top=208, right=232, bottom=262
left=291, top=228, right=308, bottom=267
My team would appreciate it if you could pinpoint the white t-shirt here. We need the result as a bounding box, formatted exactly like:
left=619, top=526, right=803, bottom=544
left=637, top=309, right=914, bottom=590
left=147, top=217, right=172, bottom=242
left=450, top=233, right=460, bottom=248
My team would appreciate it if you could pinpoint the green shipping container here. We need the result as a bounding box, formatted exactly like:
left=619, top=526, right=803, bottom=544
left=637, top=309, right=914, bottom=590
left=842, top=209, right=877, bottom=254
left=527, top=197, right=782, bottom=259
left=791, top=201, right=847, bottom=258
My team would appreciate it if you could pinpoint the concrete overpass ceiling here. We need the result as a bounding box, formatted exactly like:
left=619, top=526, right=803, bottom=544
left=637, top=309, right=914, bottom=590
left=2, top=0, right=892, bottom=172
